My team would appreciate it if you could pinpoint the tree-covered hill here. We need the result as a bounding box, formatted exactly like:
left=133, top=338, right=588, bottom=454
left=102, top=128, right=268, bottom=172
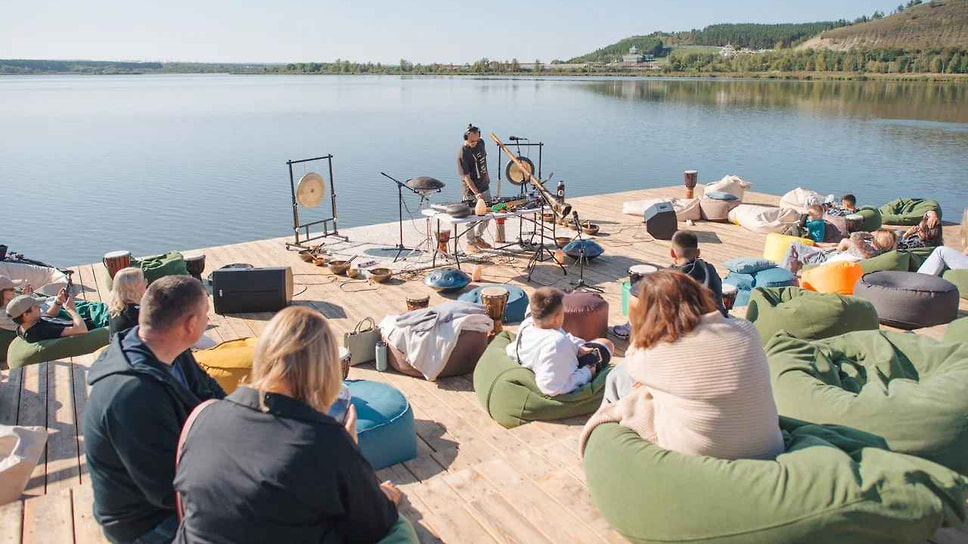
left=567, top=36, right=666, bottom=63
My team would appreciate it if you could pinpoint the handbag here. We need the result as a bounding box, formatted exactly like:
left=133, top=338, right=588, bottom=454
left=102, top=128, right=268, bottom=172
left=344, top=317, right=380, bottom=366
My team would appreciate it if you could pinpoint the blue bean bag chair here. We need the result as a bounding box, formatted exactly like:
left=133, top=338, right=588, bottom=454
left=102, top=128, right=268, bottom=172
left=346, top=380, right=417, bottom=470
left=424, top=268, right=471, bottom=292
left=459, top=284, right=529, bottom=324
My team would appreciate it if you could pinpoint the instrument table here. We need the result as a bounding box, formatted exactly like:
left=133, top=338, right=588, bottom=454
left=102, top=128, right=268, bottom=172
left=421, top=206, right=555, bottom=270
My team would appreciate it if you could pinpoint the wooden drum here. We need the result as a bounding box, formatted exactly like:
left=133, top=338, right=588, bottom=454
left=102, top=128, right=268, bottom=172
left=338, top=347, right=351, bottom=380
left=628, top=264, right=660, bottom=286
left=184, top=253, right=206, bottom=282
left=480, top=286, right=509, bottom=336
left=722, top=283, right=738, bottom=312
left=436, top=231, right=451, bottom=253
left=406, top=295, right=430, bottom=312
left=684, top=170, right=698, bottom=199
left=103, top=250, right=132, bottom=280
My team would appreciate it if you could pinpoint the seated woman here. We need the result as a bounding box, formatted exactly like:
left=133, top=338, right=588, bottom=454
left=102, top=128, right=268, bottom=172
left=508, top=287, right=613, bottom=397
left=583, top=270, right=783, bottom=460
left=779, top=228, right=896, bottom=274
left=897, top=210, right=942, bottom=250
left=107, top=268, right=146, bottom=339
left=919, top=208, right=968, bottom=276
left=174, top=306, right=404, bottom=544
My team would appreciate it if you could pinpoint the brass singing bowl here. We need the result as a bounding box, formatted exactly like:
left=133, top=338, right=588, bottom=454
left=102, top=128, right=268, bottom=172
left=347, top=268, right=362, bottom=279
left=582, top=223, right=601, bottom=236
left=313, top=255, right=328, bottom=266
left=369, top=268, right=393, bottom=283
left=555, top=236, right=572, bottom=249
left=329, top=260, right=351, bottom=275
left=298, top=250, right=315, bottom=262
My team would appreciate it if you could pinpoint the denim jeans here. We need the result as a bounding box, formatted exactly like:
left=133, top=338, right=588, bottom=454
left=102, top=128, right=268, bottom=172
left=917, top=246, right=968, bottom=276
left=107, top=515, right=179, bottom=544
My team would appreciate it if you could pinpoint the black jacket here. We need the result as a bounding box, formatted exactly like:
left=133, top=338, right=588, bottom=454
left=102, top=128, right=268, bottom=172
left=174, top=386, right=398, bottom=544
left=676, top=258, right=728, bottom=317
left=83, top=327, right=225, bottom=543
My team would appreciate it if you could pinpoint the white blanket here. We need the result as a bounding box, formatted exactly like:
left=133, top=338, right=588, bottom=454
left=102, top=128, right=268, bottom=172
left=779, top=187, right=823, bottom=214
left=703, top=175, right=751, bottom=201
left=728, top=204, right=801, bottom=234
left=0, top=425, right=47, bottom=506
left=0, top=262, right=68, bottom=296
left=379, top=303, right=493, bottom=381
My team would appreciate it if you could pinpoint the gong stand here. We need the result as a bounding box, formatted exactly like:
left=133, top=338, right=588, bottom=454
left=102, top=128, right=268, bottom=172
left=496, top=137, right=543, bottom=198
left=286, top=154, right=344, bottom=249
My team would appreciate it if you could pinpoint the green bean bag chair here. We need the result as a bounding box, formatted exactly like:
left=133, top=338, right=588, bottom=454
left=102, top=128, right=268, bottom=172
left=6, top=327, right=110, bottom=369
left=473, top=331, right=611, bottom=429
left=745, top=287, right=879, bottom=346
left=878, top=198, right=941, bottom=226
left=859, top=250, right=911, bottom=273
left=0, top=328, right=14, bottom=365
left=943, top=269, right=968, bottom=299
left=765, top=330, right=968, bottom=475
left=854, top=205, right=882, bottom=232
left=100, top=251, right=189, bottom=290
left=583, top=418, right=967, bottom=544
left=945, top=317, right=968, bottom=343
left=377, top=517, right=418, bottom=544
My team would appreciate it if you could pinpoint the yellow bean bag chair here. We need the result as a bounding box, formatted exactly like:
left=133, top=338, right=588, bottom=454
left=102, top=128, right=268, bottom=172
left=194, top=337, right=257, bottom=394
left=801, top=261, right=864, bottom=295
left=763, top=233, right=814, bottom=263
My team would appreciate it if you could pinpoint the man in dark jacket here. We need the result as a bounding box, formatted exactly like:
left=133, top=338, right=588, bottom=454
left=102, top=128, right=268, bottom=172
left=83, top=276, right=225, bottom=544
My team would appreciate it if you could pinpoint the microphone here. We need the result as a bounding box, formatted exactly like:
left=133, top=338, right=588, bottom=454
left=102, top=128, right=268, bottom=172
left=508, top=136, right=528, bottom=141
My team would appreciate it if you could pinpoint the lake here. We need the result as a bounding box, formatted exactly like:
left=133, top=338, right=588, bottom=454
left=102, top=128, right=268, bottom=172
left=2, top=74, right=967, bottom=266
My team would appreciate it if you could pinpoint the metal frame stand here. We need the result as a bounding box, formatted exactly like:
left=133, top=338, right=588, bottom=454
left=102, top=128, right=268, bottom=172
left=285, top=154, right=346, bottom=249
left=569, top=213, right=603, bottom=293
left=381, top=172, right=439, bottom=262
left=526, top=192, right=567, bottom=282
left=496, top=138, right=544, bottom=198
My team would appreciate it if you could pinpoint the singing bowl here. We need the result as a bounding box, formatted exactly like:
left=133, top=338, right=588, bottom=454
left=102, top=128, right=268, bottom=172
left=582, top=223, right=601, bottom=236
left=329, top=260, right=351, bottom=275
left=555, top=236, right=573, bottom=249
left=298, top=250, right=315, bottom=263
left=313, top=255, right=328, bottom=267
left=347, top=268, right=362, bottom=279
left=542, top=212, right=556, bottom=223
left=369, top=268, right=392, bottom=283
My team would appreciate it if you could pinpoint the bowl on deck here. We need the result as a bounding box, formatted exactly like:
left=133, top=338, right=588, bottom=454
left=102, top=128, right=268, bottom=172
left=542, top=212, right=556, bottom=223
left=330, top=260, right=351, bottom=275
left=313, top=255, right=328, bottom=266
left=298, top=250, right=315, bottom=262
left=555, top=236, right=573, bottom=249
left=582, top=222, right=601, bottom=236
left=369, top=268, right=393, bottom=283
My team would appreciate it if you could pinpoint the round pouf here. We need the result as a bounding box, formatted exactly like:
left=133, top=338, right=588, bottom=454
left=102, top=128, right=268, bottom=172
left=562, top=240, right=604, bottom=262
left=424, top=268, right=471, bottom=292
left=459, top=284, right=529, bottom=323
left=345, top=380, right=417, bottom=470
left=699, top=196, right=738, bottom=222
left=563, top=291, right=609, bottom=341
left=746, top=287, right=879, bottom=346
left=854, top=271, right=959, bottom=329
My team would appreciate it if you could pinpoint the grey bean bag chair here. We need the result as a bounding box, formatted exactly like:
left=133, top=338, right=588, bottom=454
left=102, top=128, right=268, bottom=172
left=853, top=271, right=959, bottom=329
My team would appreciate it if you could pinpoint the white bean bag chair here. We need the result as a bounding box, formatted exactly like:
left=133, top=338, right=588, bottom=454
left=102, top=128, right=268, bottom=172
left=0, top=425, right=47, bottom=506
left=703, top=175, right=751, bottom=201
left=0, top=262, right=68, bottom=296
left=621, top=198, right=700, bottom=222
left=779, top=187, right=824, bottom=214
left=728, top=204, right=801, bottom=234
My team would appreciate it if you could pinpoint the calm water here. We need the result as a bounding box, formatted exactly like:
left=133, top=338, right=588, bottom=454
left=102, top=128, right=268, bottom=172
left=2, top=74, right=967, bottom=266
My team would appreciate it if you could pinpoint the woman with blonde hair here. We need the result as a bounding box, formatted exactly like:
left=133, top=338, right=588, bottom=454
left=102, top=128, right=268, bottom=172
left=107, top=267, right=146, bottom=339
left=173, top=306, right=411, bottom=544
left=918, top=207, right=968, bottom=276
left=581, top=270, right=784, bottom=461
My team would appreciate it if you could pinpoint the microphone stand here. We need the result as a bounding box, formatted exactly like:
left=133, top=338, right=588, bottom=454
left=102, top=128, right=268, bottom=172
left=570, top=212, right=603, bottom=293
left=381, top=172, right=435, bottom=262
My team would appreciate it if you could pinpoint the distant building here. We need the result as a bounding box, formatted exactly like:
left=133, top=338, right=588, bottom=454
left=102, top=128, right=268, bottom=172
left=720, top=44, right=737, bottom=59
left=621, top=46, right=656, bottom=67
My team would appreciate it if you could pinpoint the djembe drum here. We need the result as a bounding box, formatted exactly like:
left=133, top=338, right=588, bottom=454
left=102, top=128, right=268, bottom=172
left=437, top=231, right=451, bottom=253
left=480, top=286, right=509, bottom=337
left=628, top=264, right=660, bottom=286
left=722, top=283, right=738, bottom=312
left=406, top=295, right=430, bottom=312
left=103, top=251, right=132, bottom=280
left=184, top=253, right=206, bottom=282
left=845, top=214, right=864, bottom=234
left=338, top=347, right=351, bottom=380
left=684, top=170, right=698, bottom=199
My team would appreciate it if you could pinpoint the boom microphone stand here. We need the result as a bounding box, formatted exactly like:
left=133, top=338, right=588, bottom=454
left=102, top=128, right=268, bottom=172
left=570, top=211, right=603, bottom=293
left=381, top=172, right=436, bottom=262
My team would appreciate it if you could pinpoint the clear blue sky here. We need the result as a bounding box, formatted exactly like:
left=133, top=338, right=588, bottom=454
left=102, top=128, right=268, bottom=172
left=0, top=1, right=900, bottom=64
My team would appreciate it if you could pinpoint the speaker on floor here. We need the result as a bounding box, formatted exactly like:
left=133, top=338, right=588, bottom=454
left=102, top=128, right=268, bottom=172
left=212, top=266, right=293, bottom=314
left=643, top=202, right=678, bottom=241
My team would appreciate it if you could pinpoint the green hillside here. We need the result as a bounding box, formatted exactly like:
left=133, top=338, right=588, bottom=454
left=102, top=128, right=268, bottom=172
left=803, top=0, right=968, bottom=50
left=568, top=36, right=666, bottom=63
left=671, top=22, right=847, bottom=49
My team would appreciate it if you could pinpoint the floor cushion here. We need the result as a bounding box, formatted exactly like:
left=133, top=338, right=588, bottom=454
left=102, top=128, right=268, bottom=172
left=860, top=250, right=911, bottom=274
left=6, top=327, right=110, bottom=369
left=765, top=330, right=968, bottom=475
left=704, top=191, right=739, bottom=201
left=0, top=329, right=14, bottom=365
left=100, top=251, right=189, bottom=290
left=944, top=317, right=968, bottom=343
left=853, top=206, right=883, bottom=232
left=723, top=272, right=754, bottom=291
left=699, top=196, right=738, bottom=222
left=345, top=379, right=417, bottom=470
left=854, top=271, right=959, bottom=329
left=878, top=198, right=942, bottom=226
left=728, top=204, right=800, bottom=234
left=563, top=291, right=608, bottom=340
left=584, top=418, right=967, bottom=544
left=943, top=269, right=968, bottom=299
left=779, top=187, right=823, bottom=214
left=387, top=330, right=487, bottom=380
left=474, top=331, right=611, bottom=428
left=746, top=287, right=879, bottom=346
left=800, top=261, right=863, bottom=295
left=752, top=267, right=796, bottom=288
left=703, top=175, right=750, bottom=201
left=194, top=337, right=257, bottom=394
left=563, top=240, right=604, bottom=261
left=459, top=284, right=529, bottom=323
left=0, top=425, right=48, bottom=506
left=763, top=233, right=814, bottom=263
left=724, top=257, right=775, bottom=275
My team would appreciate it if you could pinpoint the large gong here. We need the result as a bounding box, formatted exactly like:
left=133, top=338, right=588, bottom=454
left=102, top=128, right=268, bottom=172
left=295, top=172, right=326, bottom=208
left=505, top=156, right=535, bottom=186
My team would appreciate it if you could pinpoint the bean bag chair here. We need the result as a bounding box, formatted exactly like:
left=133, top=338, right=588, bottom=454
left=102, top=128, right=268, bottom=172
left=765, top=330, right=968, bottom=475
left=854, top=271, right=959, bottom=329
left=762, top=232, right=814, bottom=263
left=779, top=187, right=823, bottom=214
left=0, top=329, right=14, bottom=365
left=703, top=175, right=750, bottom=201
left=800, top=261, right=863, bottom=295
left=100, top=251, right=189, bottom=290
left=944, top=317, right=968, bottom=343
left=563, top=291, right=608, bottom=341
left=727, top=204, right=799, bottom=234
left=377, top=517, right=419, bottom=544
left=345, top=379, right=417, bottom=470
left=943, top=269, right=968, bottom=299
left=474, top=331, right=611, bottom=428
left=746, top=287, right=879, bottom=346
left=6, top=327, right=110, bottom=369
left=879, top=198, right=942, bottom=226
left=852, top=206, right=883, bottom=232
left=0, top=425, right=48, bottom=506
left=699, top=196, right=738, bottom=222
left=752, top=267, right=795, bottom=288
left=193, top=337, right=256, bottom=394
left=822, top=214, right=848, bottom=242
left=859, top=250, right=911, bottom=274
left=583, top=418, right=968, bottom=544
left=563, top=240, right=604, bottom=262
left=387, top=330, right=487, bottom=380
left=622, top=198, right=700, bottom=222
left=423, top=268, right=470, bottom=292
left=459, top=285, right=529, bottom=323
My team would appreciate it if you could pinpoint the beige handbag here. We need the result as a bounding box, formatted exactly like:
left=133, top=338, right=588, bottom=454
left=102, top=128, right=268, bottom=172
left=344, top=317, right=380, bottom=366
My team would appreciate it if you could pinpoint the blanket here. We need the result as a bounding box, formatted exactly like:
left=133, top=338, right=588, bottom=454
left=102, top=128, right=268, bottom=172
left=728, top=204, right=801, bottom=234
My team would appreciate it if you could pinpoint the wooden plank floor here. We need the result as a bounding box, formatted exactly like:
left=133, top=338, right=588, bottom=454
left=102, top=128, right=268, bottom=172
left=1, top=185, right=966, bottom=543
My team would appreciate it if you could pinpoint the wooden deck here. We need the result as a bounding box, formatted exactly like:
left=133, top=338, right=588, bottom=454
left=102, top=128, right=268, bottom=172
left=2, top=185, right=966, bottom=543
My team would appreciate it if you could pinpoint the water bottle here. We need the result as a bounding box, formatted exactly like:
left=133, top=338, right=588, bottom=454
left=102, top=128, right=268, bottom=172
left=375, top=341, right=388, bottom=372
left=327, top=383, right=352, bottom=423
left=556, top=180, right=566, bottom=204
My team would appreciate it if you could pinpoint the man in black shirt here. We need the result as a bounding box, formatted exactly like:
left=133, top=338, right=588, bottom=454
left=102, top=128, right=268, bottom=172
left=457, top=123, right=492, bottom=252
left=6, top=292, right=88, bottom=342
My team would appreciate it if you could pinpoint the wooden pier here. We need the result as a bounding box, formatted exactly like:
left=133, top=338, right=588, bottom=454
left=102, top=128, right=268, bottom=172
left=1, top=186, right=966, bottom=543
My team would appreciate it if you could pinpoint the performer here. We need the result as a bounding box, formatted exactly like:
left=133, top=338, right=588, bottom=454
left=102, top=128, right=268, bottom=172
left=457, top=123, right=492, bottom=252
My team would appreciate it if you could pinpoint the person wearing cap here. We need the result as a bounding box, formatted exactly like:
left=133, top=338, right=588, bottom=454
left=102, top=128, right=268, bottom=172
left=2, top=274, right=105, bottom=335
left=6, top=290, right=88, bottom=343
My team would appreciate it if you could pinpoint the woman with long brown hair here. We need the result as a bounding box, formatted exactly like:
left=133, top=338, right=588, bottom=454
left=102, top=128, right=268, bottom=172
left=581, top=270, right=783, bottom=460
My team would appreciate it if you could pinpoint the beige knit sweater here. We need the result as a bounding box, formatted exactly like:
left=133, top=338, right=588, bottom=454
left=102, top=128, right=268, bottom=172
left=579, top=312, right=784, bottom=460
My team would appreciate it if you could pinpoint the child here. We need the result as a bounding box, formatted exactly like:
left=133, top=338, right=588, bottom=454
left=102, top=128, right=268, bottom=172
left=826, top=194, right=857, bottom=217
left=785, top=205, right=826, bottom=242
left=509, top=287, right=613, bottom=397
left=107, top=267, right=147, bottom=339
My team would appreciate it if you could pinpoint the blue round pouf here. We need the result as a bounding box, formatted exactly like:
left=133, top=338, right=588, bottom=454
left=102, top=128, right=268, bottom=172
left=424, top=268, right=471, bottom=292
left=459, top=284, right=530, bottom=323
left=563, top=239, right=604, bottom=261
left=345, top=380, right=417, bottom=470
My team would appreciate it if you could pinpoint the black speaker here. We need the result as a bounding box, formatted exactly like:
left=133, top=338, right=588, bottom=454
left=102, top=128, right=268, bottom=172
left=212, top=266, right=293, bottom=314
left=643, top=202, right=678, bottom=240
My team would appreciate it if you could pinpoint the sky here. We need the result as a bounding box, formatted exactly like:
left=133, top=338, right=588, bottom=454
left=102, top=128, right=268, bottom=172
left=0, top=1, right=902, bottom=65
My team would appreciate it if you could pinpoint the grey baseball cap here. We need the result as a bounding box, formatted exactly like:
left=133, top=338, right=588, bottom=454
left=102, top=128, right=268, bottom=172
left=5, top=294, right=44, bottom=319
